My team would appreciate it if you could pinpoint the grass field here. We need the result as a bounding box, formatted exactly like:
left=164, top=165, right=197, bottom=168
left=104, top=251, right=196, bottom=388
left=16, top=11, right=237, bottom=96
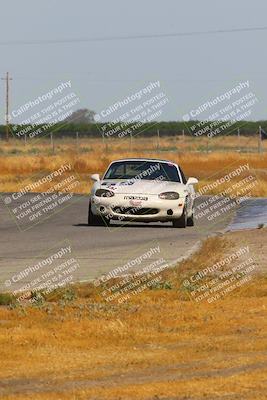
left=1, top=136, right=266, bottom=398
left=0, top=135, right=267, bottom=196
left=0, top=231, right=266, bottom=399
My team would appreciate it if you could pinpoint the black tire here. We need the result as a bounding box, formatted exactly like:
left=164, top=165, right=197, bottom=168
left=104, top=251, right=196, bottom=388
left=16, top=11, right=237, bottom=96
left=172, top=208, right=187, bottom=228
left=88, top=202, right=106, bottom=226
left=187, top=213, right=194, bottom=227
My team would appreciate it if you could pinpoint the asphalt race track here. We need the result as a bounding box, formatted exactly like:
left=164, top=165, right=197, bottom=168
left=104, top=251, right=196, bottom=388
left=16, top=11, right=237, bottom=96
left=1, top=193, right=266, bottom=292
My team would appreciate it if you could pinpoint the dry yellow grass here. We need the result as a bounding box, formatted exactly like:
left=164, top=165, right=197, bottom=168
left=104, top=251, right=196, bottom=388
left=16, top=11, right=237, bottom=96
left=0, top=232, right=266, bottom=399
left=0, top=136, right=267, bottom=196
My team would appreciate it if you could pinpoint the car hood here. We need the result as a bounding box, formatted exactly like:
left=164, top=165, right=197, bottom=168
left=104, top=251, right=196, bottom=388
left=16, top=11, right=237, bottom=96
left=97, top=179, right=187, bottom=196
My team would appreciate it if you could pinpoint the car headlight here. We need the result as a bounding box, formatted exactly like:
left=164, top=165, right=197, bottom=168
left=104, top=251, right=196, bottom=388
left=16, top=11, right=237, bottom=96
left=95, top=189, right=115, bottom=197
left=159, top=191, right=180, bottom=200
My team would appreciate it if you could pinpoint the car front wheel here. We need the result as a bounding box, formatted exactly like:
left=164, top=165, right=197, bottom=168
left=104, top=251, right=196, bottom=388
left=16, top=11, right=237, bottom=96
left=88, top=202, right=107, bottom=226
left=172, top=208, right=187, bottom=228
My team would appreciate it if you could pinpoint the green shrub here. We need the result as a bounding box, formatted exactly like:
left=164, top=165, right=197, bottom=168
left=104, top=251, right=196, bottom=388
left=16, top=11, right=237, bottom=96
left=0, top=293, right=16, bottom=306
left=9, top=148, right=23, bottom=155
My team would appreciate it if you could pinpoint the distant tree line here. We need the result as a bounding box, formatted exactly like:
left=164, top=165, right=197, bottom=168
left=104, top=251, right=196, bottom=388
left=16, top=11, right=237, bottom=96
left=0, top=120, right=266, bottom=140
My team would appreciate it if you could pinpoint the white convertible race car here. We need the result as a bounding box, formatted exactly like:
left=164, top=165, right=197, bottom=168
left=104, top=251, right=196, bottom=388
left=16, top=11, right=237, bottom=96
left=88, top=158, right=198, bottom=228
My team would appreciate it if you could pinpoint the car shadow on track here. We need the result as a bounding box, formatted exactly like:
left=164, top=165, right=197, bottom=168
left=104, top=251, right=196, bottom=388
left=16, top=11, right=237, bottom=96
left=73, top=223, right=174, bottom=229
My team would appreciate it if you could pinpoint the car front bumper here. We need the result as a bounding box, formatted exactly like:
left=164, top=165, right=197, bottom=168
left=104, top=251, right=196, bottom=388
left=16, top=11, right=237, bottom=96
left=91, top=194, right=186, bottom=222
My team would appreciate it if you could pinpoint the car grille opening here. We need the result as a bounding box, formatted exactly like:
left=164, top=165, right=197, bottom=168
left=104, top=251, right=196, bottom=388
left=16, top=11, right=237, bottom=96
left=113, top=207, right=159, bottom=216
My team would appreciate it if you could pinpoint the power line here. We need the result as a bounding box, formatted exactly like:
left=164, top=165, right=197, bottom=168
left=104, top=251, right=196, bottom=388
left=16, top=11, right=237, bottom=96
left=0, top=26, right=267, bottom=46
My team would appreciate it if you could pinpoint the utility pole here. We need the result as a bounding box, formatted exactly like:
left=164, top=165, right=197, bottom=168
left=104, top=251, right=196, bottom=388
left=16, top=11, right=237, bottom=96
left=1, top=72, right=12, bottom=141
left=130, top=132, right=133, bottom=151
left=50, top=132, right=55, bottom=153
left=157, top=128, right=160, bottom=152
left=237, top=127, right=240, bottom=152
left=258, top=125, right=262, bottom=154
left=76, top=131, right=79, bottom=153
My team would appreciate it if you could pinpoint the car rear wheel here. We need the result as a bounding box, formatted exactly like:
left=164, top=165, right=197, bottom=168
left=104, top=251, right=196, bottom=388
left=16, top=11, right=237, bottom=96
left=88, top=202, right=108, bottom=226
left=187, top=213, right=194, bottom=227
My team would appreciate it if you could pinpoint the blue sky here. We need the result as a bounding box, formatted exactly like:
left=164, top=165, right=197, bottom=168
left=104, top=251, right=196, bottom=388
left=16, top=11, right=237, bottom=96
left=0, top=0, right=267, bottom=123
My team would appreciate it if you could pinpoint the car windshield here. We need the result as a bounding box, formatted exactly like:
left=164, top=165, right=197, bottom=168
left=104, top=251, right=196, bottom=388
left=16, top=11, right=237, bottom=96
left=104, top=160, right=181, bottom=182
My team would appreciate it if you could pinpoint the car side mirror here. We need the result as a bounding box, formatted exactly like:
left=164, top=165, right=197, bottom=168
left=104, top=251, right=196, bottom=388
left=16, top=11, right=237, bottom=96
left=187, top=177, right=198, bottom=185
left=91, top=174, right=100, bottom=182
